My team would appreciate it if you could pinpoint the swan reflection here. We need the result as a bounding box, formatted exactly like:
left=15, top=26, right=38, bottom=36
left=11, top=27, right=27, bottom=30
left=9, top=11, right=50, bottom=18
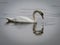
left=33, top=23, right=44, bottom=35
left=6, top=19, right=44, bottom=36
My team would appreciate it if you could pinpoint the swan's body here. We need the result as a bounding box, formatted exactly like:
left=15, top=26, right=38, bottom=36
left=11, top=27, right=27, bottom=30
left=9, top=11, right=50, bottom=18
left=6, top=16, right=36, bottom=23
left=6, top=10, right=44, bottom=24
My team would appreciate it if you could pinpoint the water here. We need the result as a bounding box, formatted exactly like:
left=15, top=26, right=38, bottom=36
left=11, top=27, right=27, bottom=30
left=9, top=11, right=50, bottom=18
left=0, top=0, right=60, bottom=45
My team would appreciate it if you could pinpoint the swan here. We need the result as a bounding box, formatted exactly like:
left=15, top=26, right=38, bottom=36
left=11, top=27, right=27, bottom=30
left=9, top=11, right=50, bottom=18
left=6, top=10, right=44, bottom=24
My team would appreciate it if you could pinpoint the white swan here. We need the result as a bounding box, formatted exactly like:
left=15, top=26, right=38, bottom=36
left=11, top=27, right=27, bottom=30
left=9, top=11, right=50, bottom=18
left=6, top=10, right=44, bottom=24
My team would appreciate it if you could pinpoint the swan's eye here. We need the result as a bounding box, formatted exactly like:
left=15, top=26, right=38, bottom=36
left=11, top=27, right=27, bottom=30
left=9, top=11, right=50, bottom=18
left=41, top=13, right=44, bottom=15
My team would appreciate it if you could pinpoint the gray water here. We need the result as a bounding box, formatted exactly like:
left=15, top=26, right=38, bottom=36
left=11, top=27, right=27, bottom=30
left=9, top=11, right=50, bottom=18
left=0, top=0, right=60, bottom=45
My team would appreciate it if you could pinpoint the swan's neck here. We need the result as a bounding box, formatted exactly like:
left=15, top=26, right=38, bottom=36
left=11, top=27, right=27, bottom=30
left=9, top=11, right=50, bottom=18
left=33, top=10, right=44, bottom=21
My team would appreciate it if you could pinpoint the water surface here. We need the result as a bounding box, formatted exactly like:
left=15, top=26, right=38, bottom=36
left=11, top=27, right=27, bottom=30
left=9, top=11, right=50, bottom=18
left=0, top=0, right=60, bottom=45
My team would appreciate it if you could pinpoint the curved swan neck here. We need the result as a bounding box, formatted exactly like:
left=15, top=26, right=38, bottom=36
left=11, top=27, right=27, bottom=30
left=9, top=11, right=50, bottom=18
left=33, top=10, right=44, bottom=21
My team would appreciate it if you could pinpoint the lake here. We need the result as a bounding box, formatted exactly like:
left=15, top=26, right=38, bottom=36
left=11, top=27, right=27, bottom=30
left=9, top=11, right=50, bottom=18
left=0, top=0, right=60, bottom=45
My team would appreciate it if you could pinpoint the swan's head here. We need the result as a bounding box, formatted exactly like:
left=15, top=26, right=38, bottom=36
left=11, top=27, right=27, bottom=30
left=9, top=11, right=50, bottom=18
left=33, top=10, right=44, bottom=21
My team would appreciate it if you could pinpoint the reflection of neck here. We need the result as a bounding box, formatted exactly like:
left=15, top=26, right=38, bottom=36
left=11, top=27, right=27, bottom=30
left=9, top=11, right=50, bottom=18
left=33, top=23, right=44, bottom=35
left=33, top=10, right=44, bottom=21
